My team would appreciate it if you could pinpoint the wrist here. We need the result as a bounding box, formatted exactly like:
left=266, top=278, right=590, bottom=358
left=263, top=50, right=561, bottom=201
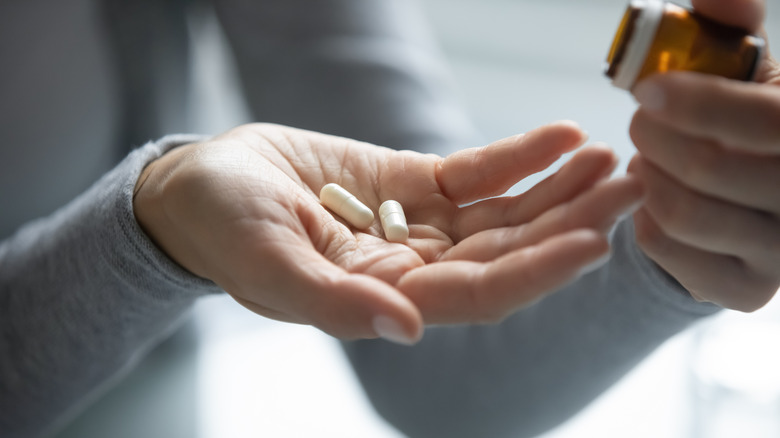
left=132, top=144, right=210, bottom=279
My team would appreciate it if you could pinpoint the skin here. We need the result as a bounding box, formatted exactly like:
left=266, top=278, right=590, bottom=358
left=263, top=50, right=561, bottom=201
left=629, top=0, right=780, bottom=311
left=133, top=121, right=643, bottom=344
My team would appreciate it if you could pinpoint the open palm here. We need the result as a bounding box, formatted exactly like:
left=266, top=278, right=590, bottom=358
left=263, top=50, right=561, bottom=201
left=134, top=122, right=642, bottom=343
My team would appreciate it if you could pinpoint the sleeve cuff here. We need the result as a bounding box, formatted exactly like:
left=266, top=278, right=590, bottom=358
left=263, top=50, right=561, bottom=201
left=110, top=134, right=224, bottom=301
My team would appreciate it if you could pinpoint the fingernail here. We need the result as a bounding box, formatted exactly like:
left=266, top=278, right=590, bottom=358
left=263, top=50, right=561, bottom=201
left=632, top=80, right=666, bottom=112
left=372, top=315, right=417, bottom=346
left=558, top=119, right=582, bottom=130
left=580, top=252, right=611, bottom=276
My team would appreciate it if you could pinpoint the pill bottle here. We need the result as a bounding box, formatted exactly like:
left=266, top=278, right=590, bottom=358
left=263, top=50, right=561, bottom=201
left=605, top=0, right=765, bottom=90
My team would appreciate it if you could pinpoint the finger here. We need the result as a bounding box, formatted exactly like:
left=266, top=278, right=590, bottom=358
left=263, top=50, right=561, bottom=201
left=630, top=110, right=780, bottom=214
left=633, top=157, right=780, bottom=272
left=224, top=229, right=423, bottom=344
left=453, top=143, right=618, bottom=238
left=398, top=229, right=610, bottom=325
left=436, top=120, right=588, bottom=205
left=444, top=175, right=643, bottom=262
left=690, top=0, right=764, bottom=32
left=633, top=207, right=778, bottom=312
left=632, top=72, right=780, bottom=153
left=756, top=53, right=780, bottom=85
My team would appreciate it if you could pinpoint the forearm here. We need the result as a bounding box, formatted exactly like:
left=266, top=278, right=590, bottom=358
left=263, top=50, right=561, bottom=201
left=0, top=135, right=221, bottom=437
left=343, top=219, right=720, bottom=438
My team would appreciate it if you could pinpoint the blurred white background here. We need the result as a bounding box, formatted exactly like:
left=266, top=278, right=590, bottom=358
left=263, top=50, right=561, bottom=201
left=55, top=1, right=780, bottom=437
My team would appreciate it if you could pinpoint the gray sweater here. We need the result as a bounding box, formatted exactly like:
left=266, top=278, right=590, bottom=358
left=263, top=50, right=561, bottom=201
left=0, top=1, right=719, bottom=437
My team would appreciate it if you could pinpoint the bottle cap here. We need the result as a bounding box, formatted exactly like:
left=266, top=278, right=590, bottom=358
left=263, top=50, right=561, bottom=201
left=608, top=0, right=664, bottom=90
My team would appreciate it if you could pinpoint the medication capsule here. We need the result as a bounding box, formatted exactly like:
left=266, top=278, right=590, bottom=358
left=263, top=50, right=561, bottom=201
left=379, top=200, right=409, bottom=243
left=605, top=0, right=765, bottom=90
left=319, top=183, right=374, bottom=230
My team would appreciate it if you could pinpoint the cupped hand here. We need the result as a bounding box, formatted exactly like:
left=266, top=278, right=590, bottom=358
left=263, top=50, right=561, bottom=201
left=629, top=0, right=780, bottom=311
left=134, top=122, right=642, bottom=343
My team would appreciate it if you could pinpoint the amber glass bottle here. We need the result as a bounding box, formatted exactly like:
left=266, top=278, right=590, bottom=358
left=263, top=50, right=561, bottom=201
left=605, top=0, right=765, bottom=90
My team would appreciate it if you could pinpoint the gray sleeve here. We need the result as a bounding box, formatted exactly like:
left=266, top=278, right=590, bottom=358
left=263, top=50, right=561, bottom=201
left=211, top=0, right=481, bottom=153
left=343, top=219, right=720, bottom=438
left=0, top=135, right=222, bottom=438
left=213, top=1, right=720, bottom=437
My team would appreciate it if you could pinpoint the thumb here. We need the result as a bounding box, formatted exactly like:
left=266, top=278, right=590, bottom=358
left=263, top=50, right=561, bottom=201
left=691, top=0, right=765, bottom=32
left=309, top=271, right=425, bottom=345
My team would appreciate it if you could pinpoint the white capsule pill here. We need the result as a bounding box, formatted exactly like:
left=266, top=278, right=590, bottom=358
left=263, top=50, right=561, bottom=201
left=320, top=183, right=374, bottom=229
left=379, top=200, right=409, bottom=243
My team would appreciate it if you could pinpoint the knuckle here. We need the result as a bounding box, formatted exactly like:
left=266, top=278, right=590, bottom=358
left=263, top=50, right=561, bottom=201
left=754, top=95, right=780, bottom=148
left=653, top=191, right=699, bottom=237
left=468, top=266, right=510, bottom=325
left=727, top=294, right=770, bottom=313
left=687, top=93, right=719, bottom=128
left=754, top=223, right=780, bottom=257
left=717, top=273, right=778, bottom=313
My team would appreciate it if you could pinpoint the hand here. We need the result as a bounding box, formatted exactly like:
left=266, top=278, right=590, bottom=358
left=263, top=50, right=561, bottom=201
left=134, top=122, right=642, bottom=343
left=628, top=0, right=780, bottom=311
